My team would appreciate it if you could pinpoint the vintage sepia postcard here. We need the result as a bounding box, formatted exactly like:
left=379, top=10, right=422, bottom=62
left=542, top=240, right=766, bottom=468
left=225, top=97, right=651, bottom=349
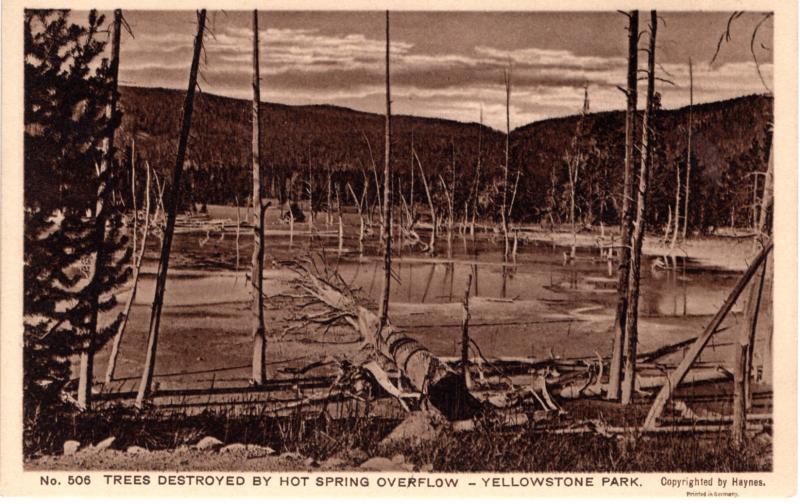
left=1, top=0, right=796, bottom=498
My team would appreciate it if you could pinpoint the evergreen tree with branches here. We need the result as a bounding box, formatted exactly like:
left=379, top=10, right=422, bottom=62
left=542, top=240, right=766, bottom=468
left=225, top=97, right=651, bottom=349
left=24, top=9, right=130, bottom=449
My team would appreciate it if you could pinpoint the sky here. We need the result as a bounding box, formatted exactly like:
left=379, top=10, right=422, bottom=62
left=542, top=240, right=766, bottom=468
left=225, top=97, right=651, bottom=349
left=106, top=10, right=773, bottom=131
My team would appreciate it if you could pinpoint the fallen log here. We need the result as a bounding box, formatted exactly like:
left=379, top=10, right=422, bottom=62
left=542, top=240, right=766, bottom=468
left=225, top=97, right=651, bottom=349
left=295, top=263, right=482, bottom=420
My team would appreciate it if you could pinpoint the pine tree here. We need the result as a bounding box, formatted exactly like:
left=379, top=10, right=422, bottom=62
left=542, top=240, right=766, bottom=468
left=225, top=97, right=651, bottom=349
left=24, top=9, right=129, bottom=445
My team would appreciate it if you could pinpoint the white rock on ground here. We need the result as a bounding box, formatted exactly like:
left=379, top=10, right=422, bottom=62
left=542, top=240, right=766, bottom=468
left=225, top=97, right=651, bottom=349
left=93, top=436, right=116, bottom=451
left=379, top=411, right=445, bottom=448
left=194, top=436, right=224, bottom=451
left=360, top=457, right=405, bottom=471
left=63, top=440, right=80, bottom=456
left=219, top=443, right=248, bottom=453
left=320, top=456, right=346, bottom=469
left=126, top=446, right=148, bottom=454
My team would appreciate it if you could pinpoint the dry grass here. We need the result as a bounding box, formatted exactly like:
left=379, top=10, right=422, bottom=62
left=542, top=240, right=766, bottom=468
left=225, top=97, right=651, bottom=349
left=25, top=400, right=771, bottom=472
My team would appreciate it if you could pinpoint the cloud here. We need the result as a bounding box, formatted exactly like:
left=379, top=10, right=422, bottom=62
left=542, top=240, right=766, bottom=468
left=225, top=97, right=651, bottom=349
left=117, top=17, right=773, bottom=131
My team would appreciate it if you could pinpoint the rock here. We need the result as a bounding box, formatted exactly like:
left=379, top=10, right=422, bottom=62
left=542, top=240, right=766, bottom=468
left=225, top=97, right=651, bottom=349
left=63, top=440, right=80, bottom=456
left=390, top=454, right=405, bottom=464
left=279, top=451, right=304, bottom=461
left=753, top=432, right=772, bottom=447
left=420, top=463, right=434, bottom=472
left=320, top=456, right=346, bottom=469
left=346, top=448, right=369, bottom=464
left=194, top=436, right=223, bottom=451
left=250, top=445, right=276, bottom=456
left=379, top=411, right=445, bottom=448
left=220, top=443, right=248, bottom=453
left=175, top=444, right=191, bottom=453
left=304, top=457, right=319, bottom=468
left=360, top=457, right=405, bottom=471
left=94, top=436, right=116, bottom=451
left=126, top=446, right=148, bottom=455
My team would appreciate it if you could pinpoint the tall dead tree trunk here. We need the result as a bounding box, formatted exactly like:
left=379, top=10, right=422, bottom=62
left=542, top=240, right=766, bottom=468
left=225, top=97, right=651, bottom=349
left=607, top=10, right=639, bottom=401
left=414, top=149, right=436, bottom=255
left=567, top=85, right=590, bottom=258
left=461, top=272, right=473, bottom=389
left=307, top=146, right=314, bottom=232
left=501, top=67, right=511, bottom=260
left=471, top=105, right=483, bottom=237
left=105, top=159, right=151, bottom=384
left=78, top=9, right=122, bottom=410
left=409, top=130, right=416, bottom=223
left=644, top=242, right=772, bottom=429
left=682, top=58, right=693, bottom=239
left=347, top=182, right=365, bottom=254
left=250, top=10, right=267, bottom=385
left=135, top=10, right=206, bottom=407
left=378, top=10, right=392, bottom=329
left=326, top=165, right=333, bottom=227
left=130, top=138, right=137, bottom=269
left=620, top=10, right=657, bottom=405
left=732, top=256, right=767, bottom=446
left=670, top=156, right=681, bottom=248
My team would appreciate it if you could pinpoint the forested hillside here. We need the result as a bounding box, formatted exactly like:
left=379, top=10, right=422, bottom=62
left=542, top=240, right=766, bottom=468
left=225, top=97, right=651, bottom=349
left=118, top=86, right=772, bottom=232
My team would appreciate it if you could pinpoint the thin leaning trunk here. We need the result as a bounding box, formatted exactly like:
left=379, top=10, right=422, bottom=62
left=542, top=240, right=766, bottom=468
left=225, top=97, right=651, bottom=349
left=136, top=10, right=206, bottom=408
left=620, top=10, right=657, bottom=406
left=78, top=9, right=122, bottom=410
left=378, top=10, right=392, bottom=329
left=105, top=160, right=151, bottom=384
left=607, top=10, right=639, bottom=401
left=130, top=137, right=137, bottom=270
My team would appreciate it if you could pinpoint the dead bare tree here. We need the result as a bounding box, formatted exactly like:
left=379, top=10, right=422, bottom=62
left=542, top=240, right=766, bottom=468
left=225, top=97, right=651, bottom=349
left=130, top=137, right=137, bottom=270
left=566, top=85, right=590, bottom=259
left=501, top=66, right=512, bottom=260
left=607, top=10, right=639, bottom=401
left=104, top=159, right=151, bottom=384
left=336, top=183, right=344, bottom=253
left=732, top=252, right=768, bottom=446
left=307, top=145, right=314, bottom=232
left=470, top=105, right=483, bottom=237
left=461, top=272, right=474, bottom=389
left=326, top=165, right=333, bottom=227
left=135, top=10, right=206, bottom=408
left=409, top=130, right=416, bottom=224
left=682, top=58, right=693, bottom=239
left=377, top=10, right=392, bottom=330
left=439, top=142, right=457, bottom=257
left=346, top=181, right=366, bottom=254
left=620, top=10, right=657, bottom=405
left=644, top=242, right=773, bottom=429
left=362, top=132, right=382, bottom=229
left=250, top=9, right=267, bottom=385
left=413, top=149, right=437, bottom=255
left=78, top=9, right=122, bottom=409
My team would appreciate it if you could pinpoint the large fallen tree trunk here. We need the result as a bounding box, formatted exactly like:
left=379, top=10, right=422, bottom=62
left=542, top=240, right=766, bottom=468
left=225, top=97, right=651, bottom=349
left=294, top=264, right=481, bottom=420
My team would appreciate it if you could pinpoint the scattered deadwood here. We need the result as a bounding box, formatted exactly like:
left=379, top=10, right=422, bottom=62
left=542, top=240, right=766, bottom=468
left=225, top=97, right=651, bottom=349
left=289, top=261, right=481, bottom=420
left=643, top=241, right=773, bottom=429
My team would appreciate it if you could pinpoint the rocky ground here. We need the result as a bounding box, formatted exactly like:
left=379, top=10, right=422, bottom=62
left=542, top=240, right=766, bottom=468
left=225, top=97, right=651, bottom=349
left=27, top=412, right=441, bottom=472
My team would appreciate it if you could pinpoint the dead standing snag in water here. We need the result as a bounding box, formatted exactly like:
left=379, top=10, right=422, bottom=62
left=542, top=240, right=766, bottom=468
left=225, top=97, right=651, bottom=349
left=136, top=10, right=206, bottom=408
left=250, top=9, right=267, bottom=385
